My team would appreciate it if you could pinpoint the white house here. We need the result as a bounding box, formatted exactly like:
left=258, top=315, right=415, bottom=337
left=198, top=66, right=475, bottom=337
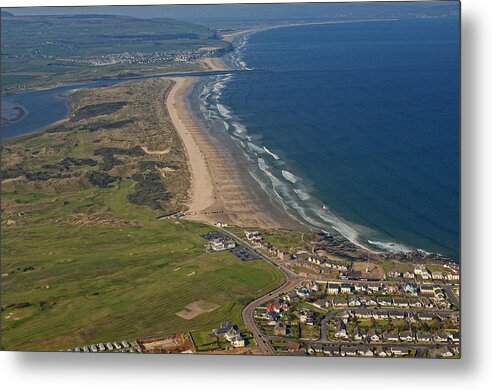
left=416, top=333, right=432, bottom=342
left=358, top=347, right=374, bottom=357
left=348, top=297, right=362, bottom=307
left=244, top=230, right=262, bottom=241
left=334, top=320, right=348, bottom=339
left=431, top=271, right=444, bottom=280
left=399, top=331, right=414, bottom=342
left=326, top=284, right=340, bottom=295
left=340, top=284, right=352, bottom=294
left=296, top=287, right=311, bottom=298
left=383, top=331, right=399, bottom=342
left=390, top=347, right=409, bottom=356
left=446, top=272, right=460, bottom=281
left=367, top=330, right=380, bottom=342
left=434, top=333, right=449, bottom=343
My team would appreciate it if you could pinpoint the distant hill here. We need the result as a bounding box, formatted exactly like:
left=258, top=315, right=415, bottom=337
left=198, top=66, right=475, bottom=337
left=1, top=14, right=224, bottom=57
left=1, top=13, right=230, bottom=91
left=2, top=3, right=459, bottom=28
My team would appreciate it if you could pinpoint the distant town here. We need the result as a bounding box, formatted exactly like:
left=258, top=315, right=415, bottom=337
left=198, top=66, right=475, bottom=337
left=56, top=47, right=225, bottom=67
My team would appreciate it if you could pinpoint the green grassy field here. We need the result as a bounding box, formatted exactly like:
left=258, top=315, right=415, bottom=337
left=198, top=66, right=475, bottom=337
left=0, top=79, right=285, bottom=351
left=228, top=226, right=316, bottom=252
left=1, top=221, right=284, bottom=351
left=382, top=261, right=413, bottom=275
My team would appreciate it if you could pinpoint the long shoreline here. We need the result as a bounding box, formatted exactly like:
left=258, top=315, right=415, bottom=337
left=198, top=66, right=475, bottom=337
left=164, top=65, right=305, bottom=230
left=166, top=50, right=390, bottom=249
left=191, top=25, right=456, bottom=260
left=220, top=18, right=400, bottom=42
left=2, top=19, right=457, bottom=260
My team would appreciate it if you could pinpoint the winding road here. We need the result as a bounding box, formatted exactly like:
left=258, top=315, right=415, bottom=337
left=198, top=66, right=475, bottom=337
left=242, top=274, right=305, bottom=355
left=212, top=226, right=460, bottom=356
left=215, top=226, right=306, bottom=355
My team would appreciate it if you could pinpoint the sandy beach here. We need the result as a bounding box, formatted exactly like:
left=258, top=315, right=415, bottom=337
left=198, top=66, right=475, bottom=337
left=199, top=57, right=229, bottom=71
left=165, top=71, right=303, bottom=230
left=219, top=18, right=399, bottom=42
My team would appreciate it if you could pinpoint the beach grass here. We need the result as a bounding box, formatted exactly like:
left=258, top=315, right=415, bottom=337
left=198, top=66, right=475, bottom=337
left=0, top=78, right=285, bottom=351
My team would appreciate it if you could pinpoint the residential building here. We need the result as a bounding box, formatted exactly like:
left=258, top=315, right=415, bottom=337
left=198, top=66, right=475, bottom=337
left=377, top=296, right=393, bottom=306
left=340, top=284, right=352, bottom=294
left=372, top=309, right=388, bottom=320
left=326, top=283, right=340, bottom=295
left=210, top=238, right=235, bottom=252
left=358, top=347, right=374, bottom=357
left=383, top=331, right=399, bottom=342
left=393, top=297, right=409, bottom=308
left=416, top=333, right=433, bottom=343
left=417, top=312, right=434, bottom=322
left=354, top=309, right=372, bottom=319
left=244, top=231, right=262, bottom=241
left=399, top=331, right=414, bottom=342
left=434, top=333, right=449, bottom=343
left=277, top=250, right=291, bottom=261
left=446, top=272, right=460, bottom=281
left=348, top=297, right=362, bottom=306
left=274, top=321, right=289, bottom=336
left=390, top=347, right=409, bottom=356
left=388, top=270, right=402, bottom=278
left=296, top=286, right=311, bottom=298
left=403, top=271, right=415, bottom=279
left=388, top=310, right=405, bottom=320
left=420, top=285, right=435, bottom=296
left=367, top=329, right=380, bottom=342
left=334, top=320, right=348, bottom=339
left=431, top=271, right=444, bottom=280
left=211, top=321, right=234, bottom=337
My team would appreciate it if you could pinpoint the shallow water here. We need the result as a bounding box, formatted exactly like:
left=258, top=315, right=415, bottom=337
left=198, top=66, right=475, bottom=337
left=0, top=71, right=239, bottom=139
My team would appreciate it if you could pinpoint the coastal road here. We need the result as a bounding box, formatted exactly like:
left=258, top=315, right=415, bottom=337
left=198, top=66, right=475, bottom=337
left=209, top=226, right=460, bottom=355
left=442, top=285, right=460, bottom=308
left=214, top=226, right=299, bottom=278
left=242, top=274, right=305, bottom=355
left=318, top=311, right=338, bottom=343
left=214, top=226, right=306, bottom=355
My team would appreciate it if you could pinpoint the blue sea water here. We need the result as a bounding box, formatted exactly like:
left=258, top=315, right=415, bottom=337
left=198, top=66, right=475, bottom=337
left=197, top=18, right=459, bottom=259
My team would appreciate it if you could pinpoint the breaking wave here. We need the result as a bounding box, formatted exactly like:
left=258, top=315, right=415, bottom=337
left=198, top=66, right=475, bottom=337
left=263, top=146, right=280, bottom=160
left=282, top=170, right=298, bottom=184
left=367, top=240, right=412, bottom=254
left=191, top=37, right=414, bottom=256
left=294, top=188, right=310, bottom=201
left=216, top=103, right=232, bottom=119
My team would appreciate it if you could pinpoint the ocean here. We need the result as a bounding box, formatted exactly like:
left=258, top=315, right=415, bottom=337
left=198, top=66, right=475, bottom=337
left=193, top=18, right=460, bottom=259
